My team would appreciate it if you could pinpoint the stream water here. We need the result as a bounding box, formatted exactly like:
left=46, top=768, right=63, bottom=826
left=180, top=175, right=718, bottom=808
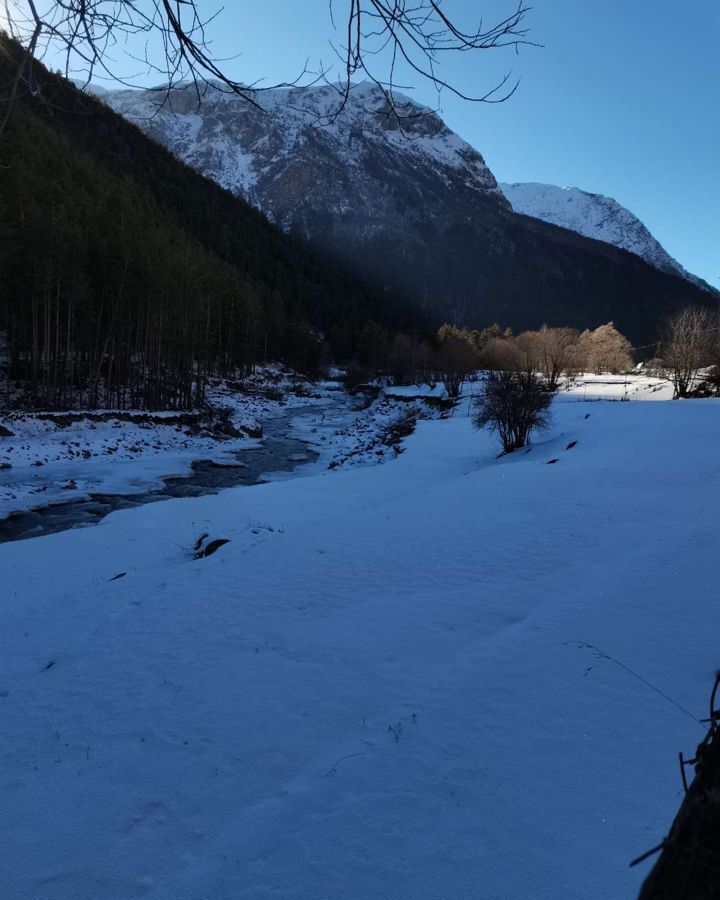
left=0, top=404, right=324, bottom=544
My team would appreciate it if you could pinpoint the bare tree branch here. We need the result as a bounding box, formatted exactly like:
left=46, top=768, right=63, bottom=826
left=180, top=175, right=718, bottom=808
left=0, top=1, right=536, bottom=136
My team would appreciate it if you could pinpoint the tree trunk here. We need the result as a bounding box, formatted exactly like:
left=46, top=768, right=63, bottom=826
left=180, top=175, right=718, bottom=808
left=638, top=677, right=720, bottom=898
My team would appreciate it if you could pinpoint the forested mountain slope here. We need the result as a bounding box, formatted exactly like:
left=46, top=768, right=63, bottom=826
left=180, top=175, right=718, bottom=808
left=0, top=38, right=419, bottom=409
left=108, top=81, right=716, bottom=344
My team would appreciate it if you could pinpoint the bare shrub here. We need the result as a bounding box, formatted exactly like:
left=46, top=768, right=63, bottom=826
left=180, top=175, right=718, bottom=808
left=536, top=326, right=580, bottom=388
left=513, top=331, right=541, bottom=376
left=387, top=334, right=430, bottom=386
left=435, top=333, right=478, bottom=398
left=343, top=363, right=372, bottom=391
left=514, top=326, right=580, bottom=388
left=473, top=370, right=554, bottom=453
left=705, top=364, right=720, bottom=397
left=456, top=320, right=632, bottom=384
left=356, top=321, right=390, bottom=371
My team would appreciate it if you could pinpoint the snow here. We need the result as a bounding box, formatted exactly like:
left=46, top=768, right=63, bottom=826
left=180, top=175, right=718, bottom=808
left=384, top=382, right=448, bottom=399
left=561, top=372, right=675, bottom=402
left=0, top=379, right=446, bottom=521
left=105, top=80, right=505, bottom=203
left=500, top=181, right=708, bottom=288
left=385, top=372, right=675, bottom=404
left=292, top=392, right=449, bottom=471
left=2, top=378, right=719, bottom=899
left=0, top=372, right=325, bottom=520
left=0, top=412, right=253, bottom=519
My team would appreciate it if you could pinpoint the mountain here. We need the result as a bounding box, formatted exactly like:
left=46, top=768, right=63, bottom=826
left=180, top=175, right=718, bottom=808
left=499, top=182, right=709, bottom=288
left=105, top=81, right=715, bottom=343
left=107, top=81, right=507, bottom=236
left=0, top=40, right=421, bottom=409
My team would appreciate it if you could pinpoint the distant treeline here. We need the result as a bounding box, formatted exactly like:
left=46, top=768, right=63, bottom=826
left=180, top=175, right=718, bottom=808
left=350, top=311, right=720, bottom=401
left=348, top=320, right=635, bottom=394
left=0, top=37, right=421, bottom=410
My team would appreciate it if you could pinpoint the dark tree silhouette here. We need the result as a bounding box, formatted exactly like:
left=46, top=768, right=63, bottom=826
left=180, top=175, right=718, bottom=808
left=635, top=673, right=720, bottom=899
left=435, top=333, right=478, bottom=399
left=473, top=370, right=553, bottom=453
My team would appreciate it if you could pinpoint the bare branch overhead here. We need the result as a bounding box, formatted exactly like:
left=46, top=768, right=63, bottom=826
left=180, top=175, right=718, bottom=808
left=0, top=1, right=535, bottom=130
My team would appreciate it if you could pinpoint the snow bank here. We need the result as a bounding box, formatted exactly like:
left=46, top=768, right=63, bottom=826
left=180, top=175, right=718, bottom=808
left=561, top=372, right=674, bottom=402
left=0, top=374, right=334, bottom=519
left=2, top=393, right=719, bottom=899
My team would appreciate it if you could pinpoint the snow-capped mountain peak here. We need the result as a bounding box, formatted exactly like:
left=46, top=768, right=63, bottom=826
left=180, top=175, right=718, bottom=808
left=106, top=80, right=506, bottom=207
left=99, top=81, right=713, bottom=331
left=499, top=181, right=705, bottom=286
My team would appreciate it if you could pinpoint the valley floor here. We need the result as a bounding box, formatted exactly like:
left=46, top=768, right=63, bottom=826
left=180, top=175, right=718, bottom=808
left=1, top=377, right=718, bottom=899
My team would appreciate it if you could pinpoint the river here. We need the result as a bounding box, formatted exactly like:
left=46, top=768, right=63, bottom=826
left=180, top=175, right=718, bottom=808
left=0, top=403, right=328, bottom=544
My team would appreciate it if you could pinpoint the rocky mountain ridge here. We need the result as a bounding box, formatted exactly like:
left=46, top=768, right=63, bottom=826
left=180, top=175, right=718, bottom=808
left=104, top=81, right=715, bottom=340
left=500, top=181, right=708, bottom=288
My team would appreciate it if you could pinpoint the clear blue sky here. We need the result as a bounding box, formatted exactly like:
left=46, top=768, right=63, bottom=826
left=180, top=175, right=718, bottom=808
left=82, top=2, right=720, bottom=285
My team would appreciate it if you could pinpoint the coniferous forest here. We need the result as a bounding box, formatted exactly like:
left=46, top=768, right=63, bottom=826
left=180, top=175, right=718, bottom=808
left=0, top=37, right=420, bottom=410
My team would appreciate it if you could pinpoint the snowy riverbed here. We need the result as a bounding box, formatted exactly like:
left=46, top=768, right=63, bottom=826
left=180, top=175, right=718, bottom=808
left=1, top=375, right=718, bottom=899
left=0, top=372, right=324, bottom=520
left=0, top=373, right=446, bottom=526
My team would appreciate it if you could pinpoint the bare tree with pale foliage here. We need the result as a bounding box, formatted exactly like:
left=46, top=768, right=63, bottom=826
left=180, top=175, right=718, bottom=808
left=661, top=307, right=717, bottom=398
left=538, top=326, right=581, bottom=388
left=512, top=330, right=541, bottom=377
left=575, top=322, right=633, bottom=374
left=480, top=335, right=522, bottom=373
left=515, top=326, right=580, bottom=389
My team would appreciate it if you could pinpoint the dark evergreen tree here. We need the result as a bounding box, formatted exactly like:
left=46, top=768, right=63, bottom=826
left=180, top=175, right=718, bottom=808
left=0, top=36, right=424, bottom=410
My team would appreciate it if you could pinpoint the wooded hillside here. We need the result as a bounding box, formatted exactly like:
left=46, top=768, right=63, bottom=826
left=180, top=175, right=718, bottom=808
left=0, top=37, right=419, bottom=409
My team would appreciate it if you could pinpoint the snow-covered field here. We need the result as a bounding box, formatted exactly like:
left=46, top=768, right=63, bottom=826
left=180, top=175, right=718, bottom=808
left=2, top=376, right=718, bottom=899
left=562, top=372, right=674, bottom=402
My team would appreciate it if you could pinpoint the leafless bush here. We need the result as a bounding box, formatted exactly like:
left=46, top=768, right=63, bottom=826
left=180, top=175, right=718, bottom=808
left=512, top=331, right=540, bottom=376
left=536, top=326, right=581, bottom=388
left=705, top=364, right=720, bottom=397
left=386, top=333, right=432, bottom=386
left=438, top=320, right=634, bottom=383
left=473, top=370, right=554, bottom=453
left=513, top=326, right=580, bottom=388
left=435, top=334, right=478, bottom=398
